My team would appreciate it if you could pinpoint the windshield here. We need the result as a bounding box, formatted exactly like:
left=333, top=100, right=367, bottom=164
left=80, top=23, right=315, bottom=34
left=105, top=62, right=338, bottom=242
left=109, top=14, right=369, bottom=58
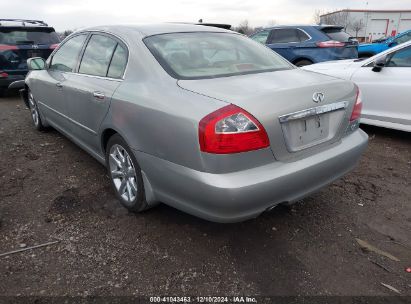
left=321, top=27, right=352, bottom=42
left=0, top=28, right=60, bottom=45
left=144, top=32, right=293, bottom=79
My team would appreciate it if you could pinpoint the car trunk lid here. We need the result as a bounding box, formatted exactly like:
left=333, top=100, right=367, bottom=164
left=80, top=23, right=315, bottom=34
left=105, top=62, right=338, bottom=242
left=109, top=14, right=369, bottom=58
left=178, top=68, right=356, bottom=161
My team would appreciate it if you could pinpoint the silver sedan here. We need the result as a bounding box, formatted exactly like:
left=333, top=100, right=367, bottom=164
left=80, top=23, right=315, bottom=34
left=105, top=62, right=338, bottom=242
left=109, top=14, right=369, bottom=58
left=22, top=24, right=368, bottom=222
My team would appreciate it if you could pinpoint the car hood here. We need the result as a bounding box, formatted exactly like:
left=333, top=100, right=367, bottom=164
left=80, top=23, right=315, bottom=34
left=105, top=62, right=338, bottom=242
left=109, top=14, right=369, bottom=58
left=303, top=59, right=360, bottom=72
left=178, top=68, right=356, bottom=161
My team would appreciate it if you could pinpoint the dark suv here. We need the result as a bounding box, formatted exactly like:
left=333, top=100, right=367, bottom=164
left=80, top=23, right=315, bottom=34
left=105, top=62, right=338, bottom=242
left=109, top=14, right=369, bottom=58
left=250, top=25, right=358, bottom=66
left=0, top=19, right=60, bottom=96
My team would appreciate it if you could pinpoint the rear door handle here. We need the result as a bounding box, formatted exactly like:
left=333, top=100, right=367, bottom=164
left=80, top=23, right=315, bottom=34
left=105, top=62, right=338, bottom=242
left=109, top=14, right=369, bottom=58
left=56, top=82, right=63, bottom=88
left=93, top=91, right=105, bottom=100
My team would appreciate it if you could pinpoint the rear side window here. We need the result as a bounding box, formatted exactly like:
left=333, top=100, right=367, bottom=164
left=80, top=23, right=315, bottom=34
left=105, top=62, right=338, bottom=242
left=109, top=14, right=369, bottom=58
left=107, top=44, right=127, bottom=78
left=79, top=34, right=117, bottom=77
left=0, top=27, right=60, bottom=45
left=321, top=27, right=351, bottom=42
left=297, top=29, right=310, bottom=41
left=269, top=29, right=300, bottom=43
left=50, top=34, right=87, bottom=72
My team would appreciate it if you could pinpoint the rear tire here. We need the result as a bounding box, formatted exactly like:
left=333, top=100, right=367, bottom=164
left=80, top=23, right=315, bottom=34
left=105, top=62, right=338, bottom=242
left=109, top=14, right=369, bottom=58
left=27, top=89, right=45, bottom=131
left=294, top=59, right=313, bottom=67
left=106, top=134, right=149, bottom=212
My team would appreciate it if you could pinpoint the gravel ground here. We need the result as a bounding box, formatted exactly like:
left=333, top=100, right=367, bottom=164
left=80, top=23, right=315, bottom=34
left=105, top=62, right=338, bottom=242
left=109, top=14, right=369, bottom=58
left=0, top=94, right=410, bottom=297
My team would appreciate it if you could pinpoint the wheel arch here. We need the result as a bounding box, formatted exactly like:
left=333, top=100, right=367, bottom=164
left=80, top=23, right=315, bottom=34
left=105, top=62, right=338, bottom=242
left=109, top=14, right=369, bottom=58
left=292, top=57, right=314, bottom=65
left=358, top=52, right=375, bottom=58
left=101, top=128, right=119, bottom=155
left=101, top=127, right=158, bottom=207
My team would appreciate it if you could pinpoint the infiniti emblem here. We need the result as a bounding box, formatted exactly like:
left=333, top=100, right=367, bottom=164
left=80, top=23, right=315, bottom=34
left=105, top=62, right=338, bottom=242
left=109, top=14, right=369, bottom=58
left=313, top=92, right=325, bottom=103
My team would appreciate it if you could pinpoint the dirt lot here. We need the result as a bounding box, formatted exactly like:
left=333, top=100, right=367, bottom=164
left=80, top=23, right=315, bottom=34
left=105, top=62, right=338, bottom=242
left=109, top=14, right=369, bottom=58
left=0, top=93, right=410, bottom=297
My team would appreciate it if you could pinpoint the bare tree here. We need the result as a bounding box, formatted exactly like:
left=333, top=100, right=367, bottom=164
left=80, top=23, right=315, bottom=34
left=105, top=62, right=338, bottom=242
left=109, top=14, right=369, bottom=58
left=320, top=9, right=351, bottom=30
left=266, top=19, right=278, bottom=27
left=350, top=19, right=365, bottom=38
left=58, top=30, right=74, bottom=40
left=235, top=19, right=253, bottom=35
left=312, top=9, right=323, bottom=25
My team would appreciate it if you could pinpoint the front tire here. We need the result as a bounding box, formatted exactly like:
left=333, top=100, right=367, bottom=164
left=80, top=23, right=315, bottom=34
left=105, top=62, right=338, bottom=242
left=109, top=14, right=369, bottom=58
left=106, top=134, right=148, bottom=212
left=28, top=89, right=45, bottom=131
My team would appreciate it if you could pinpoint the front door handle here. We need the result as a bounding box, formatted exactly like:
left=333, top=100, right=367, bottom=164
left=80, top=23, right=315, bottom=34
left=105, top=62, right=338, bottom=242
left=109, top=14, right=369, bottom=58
left=93, top=91, right=105, bottom=100
left=56, top=82, right=63, bottom=88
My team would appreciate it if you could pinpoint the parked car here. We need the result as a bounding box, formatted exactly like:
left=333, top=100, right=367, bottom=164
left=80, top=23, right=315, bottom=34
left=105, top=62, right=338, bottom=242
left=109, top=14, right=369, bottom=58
left=0, top=19, right=60, bottom=96
left=249, top=25, right=358, bottom=66
left=21, top=24, right=368, bottom=222
left=358, top=29, right=411, bottom=58
left=303, top=40, right=411, bottom=132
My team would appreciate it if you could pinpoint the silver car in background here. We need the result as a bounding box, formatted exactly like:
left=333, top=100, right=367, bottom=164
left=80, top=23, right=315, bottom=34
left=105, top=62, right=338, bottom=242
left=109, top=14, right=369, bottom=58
left=22, top=24, right=368, bottom=222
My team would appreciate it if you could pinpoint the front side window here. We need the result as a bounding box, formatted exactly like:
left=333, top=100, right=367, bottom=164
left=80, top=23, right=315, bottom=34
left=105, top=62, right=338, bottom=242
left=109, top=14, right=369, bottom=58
left=394, top=33, right=411, bottom=45
left=144, top=32, right=293, bottom=80
left=50, top=34, right=87, bottom=72
left=386, top=46, right=411, bottom=67
left=250, top=30, right=271, bottom=44
left=269, top=29, right=300, bottom=43
left=79, top=34, right=117, bottom=77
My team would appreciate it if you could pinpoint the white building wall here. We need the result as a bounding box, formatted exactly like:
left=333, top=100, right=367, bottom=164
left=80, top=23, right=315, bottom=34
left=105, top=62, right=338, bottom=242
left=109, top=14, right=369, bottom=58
left=321, top=10, right=411, bottom=42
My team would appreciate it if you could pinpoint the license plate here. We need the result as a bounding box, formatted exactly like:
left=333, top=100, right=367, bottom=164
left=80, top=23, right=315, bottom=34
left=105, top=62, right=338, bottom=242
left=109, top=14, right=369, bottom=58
left=28, top=51, right=42, bottom=58
left=284, top=114, right=330, bottom=151
left=279, top=102, right=348, bottom=152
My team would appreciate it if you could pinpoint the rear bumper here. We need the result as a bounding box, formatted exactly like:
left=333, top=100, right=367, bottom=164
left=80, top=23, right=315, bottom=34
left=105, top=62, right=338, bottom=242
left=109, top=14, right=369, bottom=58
left=135, top=129, right=368, bottom=223
left=0, top=74, right=26, bottom=90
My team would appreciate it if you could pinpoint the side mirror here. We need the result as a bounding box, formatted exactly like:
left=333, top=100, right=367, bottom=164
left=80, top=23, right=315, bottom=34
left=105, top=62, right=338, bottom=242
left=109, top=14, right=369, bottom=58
left=372, top=55, right=387, bottom=72
left=388, top=41, right=398, bottom=47
left=27, top=57, right=46, bottom=71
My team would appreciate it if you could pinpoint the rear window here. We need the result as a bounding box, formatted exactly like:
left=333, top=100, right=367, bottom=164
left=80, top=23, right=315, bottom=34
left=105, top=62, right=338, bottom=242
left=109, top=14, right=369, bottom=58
left=144, top=32, right=293, bottom=80
left=0, top=27, right=60, bottom=45
left=321, top=27, right=351, bottom=42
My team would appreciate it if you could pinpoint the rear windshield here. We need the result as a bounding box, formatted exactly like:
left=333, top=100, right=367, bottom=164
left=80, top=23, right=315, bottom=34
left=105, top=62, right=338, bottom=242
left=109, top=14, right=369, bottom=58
left=321, top=27, right=351, bottom=42
left=144, top=32, right=293, bottom=80
left=0, top=27, right=60, bottom=45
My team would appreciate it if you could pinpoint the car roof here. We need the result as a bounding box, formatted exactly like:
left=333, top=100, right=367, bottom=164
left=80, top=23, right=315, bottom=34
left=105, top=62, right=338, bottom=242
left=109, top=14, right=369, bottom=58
left=262, top=24, right=344, bottom=30
left=80, top=23, right=233, bottom=39
left=0, top=19, right=50, bottom=27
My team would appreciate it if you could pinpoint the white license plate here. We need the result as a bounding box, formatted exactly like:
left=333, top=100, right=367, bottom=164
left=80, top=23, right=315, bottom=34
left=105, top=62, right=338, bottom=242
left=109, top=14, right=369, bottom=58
left=285, top=114, right=330, bottom=151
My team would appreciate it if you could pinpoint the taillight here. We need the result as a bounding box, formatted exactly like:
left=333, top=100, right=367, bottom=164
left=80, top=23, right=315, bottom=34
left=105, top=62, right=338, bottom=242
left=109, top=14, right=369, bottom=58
left=0, top=44, right=17, bottom=51
left=50, top=43, right=59, bottom=50
left=350, top=88, right=363, bottom=122
left=316, top=41, right=345, bottom=48
left=0, top=72, right=8, bottom=78
left=199, top=104, right=270, bottom=154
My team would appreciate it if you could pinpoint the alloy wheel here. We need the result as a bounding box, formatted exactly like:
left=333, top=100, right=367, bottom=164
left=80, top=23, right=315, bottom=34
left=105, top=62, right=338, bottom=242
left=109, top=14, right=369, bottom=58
left=109, top=144, right=138, bottom=202
left=28, top=92, right=39, bottom=127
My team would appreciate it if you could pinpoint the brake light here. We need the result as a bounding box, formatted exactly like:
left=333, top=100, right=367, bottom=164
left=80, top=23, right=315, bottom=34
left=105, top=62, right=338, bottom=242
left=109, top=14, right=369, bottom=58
left=316, top=41, right=345, bottom=48
left=0, top=72, right=8, bottom=78
left=0, top=44, right=17, bottom=51
left=50, top=43, right=59, bottom=50
left=199, top=104, right=270, bottom=154
left=350, top=89, right=363, bottom=121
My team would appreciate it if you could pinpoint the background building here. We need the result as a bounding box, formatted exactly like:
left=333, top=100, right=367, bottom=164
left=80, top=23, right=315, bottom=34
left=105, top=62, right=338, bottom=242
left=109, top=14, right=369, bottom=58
left=320, top=9, right=411, bottom=42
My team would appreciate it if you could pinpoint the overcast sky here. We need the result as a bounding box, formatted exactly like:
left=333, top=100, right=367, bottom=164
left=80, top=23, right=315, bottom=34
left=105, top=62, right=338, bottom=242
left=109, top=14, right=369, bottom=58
left=1, top=0, right=411, bottom=31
